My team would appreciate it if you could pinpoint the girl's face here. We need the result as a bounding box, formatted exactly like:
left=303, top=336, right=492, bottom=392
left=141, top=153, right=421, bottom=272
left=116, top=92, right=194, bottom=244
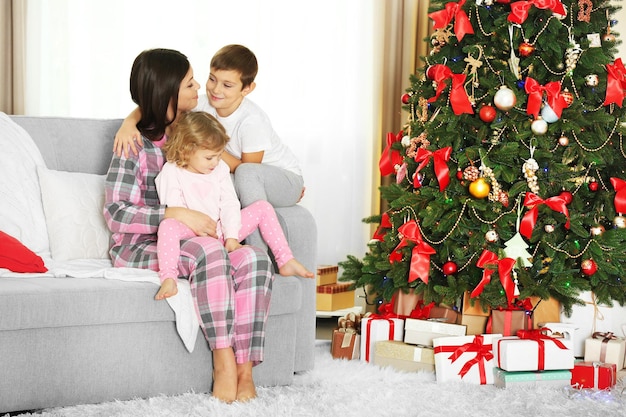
left=186, top=148, right=223, bottom=174
left=177, top=67, right=201, bottom=114
left=205, top=69, right=253, bottom=117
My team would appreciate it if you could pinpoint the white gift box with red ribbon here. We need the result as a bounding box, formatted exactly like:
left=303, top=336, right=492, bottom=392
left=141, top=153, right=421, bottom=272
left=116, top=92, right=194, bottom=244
left=433, top=333, right=501, bottom=385
left=583, top=332, right=626, bottom=370
left=360, top=316, right=404, bottom=363
left=492, top=329, right=575, bottom=372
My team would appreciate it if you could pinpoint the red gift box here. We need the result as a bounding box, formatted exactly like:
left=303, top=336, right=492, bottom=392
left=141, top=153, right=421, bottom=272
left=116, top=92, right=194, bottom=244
left=571, top=361, right=617, bottom=390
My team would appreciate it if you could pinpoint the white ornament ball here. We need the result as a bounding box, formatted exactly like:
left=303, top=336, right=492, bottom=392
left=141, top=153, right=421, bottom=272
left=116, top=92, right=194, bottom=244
left=558, top=135, right=569, bottom=146
left=401, top=135, right=411, bottom=147
left=531, top=117, right=548, bottom=135
left=485, top=230, right=499, bottom=243
left=544, top=224, right=555, bottom=233
left=585, top=74, right=599, bottom=87
left=590, top=225, right=605, bottom=236
left=614, top=215, right=626, bottom=229
left=541, top=104, right=559, bottom=123
left=494, top=86, right=516, bottom=111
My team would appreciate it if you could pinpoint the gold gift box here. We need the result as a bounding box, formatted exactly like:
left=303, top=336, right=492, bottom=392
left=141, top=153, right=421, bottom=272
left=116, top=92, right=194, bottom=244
left=374, top=340, right=435, bottom=372
left=316, top=265, right=338, bottom=286
left=316, top=283, right=354, bottom=311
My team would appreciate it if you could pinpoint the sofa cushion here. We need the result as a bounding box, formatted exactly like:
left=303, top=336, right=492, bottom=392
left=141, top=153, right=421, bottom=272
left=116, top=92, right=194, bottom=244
left=0, top=231, right=48, bottom=273
left=37, top=166, right=111, bottom=260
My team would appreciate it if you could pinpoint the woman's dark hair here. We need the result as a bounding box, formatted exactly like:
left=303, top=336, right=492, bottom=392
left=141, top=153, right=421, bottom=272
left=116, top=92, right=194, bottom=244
left=130, top=48, right=190, bottom=141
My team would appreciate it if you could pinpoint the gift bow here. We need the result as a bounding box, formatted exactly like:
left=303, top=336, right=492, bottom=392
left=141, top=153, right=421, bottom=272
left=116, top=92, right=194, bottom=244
left=592, top=331, right=618, bottom=363
left=414, top=147, right=452, bottom=192
left=427, top=64, right=474, bottom=116
left=471, top=249, right=517, bottom=305
left=379, top=131, right=404, bottom=176
left=428, top=0, right=474, bottom=41
left=611, top=177, right=626, bottom=214
left=390, top=220, right=435, bottom=284
left=443, top=335, right=494, bottom=380
left=520, top=192, right=570, bottom=239
left=508, top=0, right=566, bottom=24
left=517, top=328, right=568, bottom=370
left=409, top=299, right=436, bottom=319
left=604, top=59, right=626, bottom=107
left=524, top=77, right=567, bottom=118
left=372, top=212, right=392, bottom=241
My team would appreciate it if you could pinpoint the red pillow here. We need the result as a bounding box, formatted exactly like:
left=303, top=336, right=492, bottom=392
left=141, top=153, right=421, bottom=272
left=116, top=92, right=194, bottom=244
left=0, top=231, right=48, bottom=273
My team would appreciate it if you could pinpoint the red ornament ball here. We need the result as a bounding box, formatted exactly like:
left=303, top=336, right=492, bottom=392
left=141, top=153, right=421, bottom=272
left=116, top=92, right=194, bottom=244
left=456, top=169, right=464, bottom=180
left=559, top=190, right=573, bottom=204
left=518, top=41, right=535, bottom=57
left=588, top=181, right=599, bottom=192
left=562, top=90, right=574, bottom=107
left=426, top=65, right=437, bottom=80
left=581, top=259, right=598, bottom=276
left=442, top=261, right=458, bottom=276
left=401, top=93, right=411, bottom=105
left=479, top=105, right=497, bottom=123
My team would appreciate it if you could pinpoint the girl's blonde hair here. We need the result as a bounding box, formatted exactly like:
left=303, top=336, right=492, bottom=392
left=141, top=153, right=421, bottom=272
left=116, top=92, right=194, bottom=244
left=163, top=111, right=230, bottom=168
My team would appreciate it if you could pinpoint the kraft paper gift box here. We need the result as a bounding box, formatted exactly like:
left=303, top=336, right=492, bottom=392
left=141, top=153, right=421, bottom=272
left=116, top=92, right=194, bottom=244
left=583, top=332, right=626, bottom=369
left=489, top=309, right=533, bottom=336
left=316, top=282, right=355, bottom=311
left=392, top=288, right=422, bottom=317
left=316, top=265, right=338, bottom=286
left=460, top=314, right=489, bottom=336
left=461, top=292, right=490, bottom=317
left=571, top=361, right=617, bottom=390
left=493, top=368, right=572, bottom=388
left=403, top=318, right=466, bottom=347
left=529, top=296, right=561, bottom=329
left=539, top=322, right=583, bottom=357
left=331, top=329, right=360, bottom=360
left=374, top=340, right=435, bottom=372
left=492, top=331, right=575, bottom=372
left=433, top=334, right=502, bottom=385
left=360, top=316, right=404, bottom=363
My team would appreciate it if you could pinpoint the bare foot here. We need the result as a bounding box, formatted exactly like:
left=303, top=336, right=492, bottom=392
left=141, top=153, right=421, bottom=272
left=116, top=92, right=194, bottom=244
left=212, top=348, right=238, bottom=403
left=155, top=278, right=178, bottom=300
left=236, top=362, right=257, bottom=402
left=278, top=258, right=314, bottom=278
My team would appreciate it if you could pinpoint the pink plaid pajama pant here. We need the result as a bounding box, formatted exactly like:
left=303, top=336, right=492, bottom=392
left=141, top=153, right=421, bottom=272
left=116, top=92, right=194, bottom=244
left=110, top=237, right=273, bottom=365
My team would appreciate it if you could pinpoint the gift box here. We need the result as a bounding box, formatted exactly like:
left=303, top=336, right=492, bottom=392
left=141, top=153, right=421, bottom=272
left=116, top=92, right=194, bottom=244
left=583, top=332, right=626, bottom=369
left=403, top=318, right=466, bottom=347
left=316, top=282, right=354, bottom=311
left=460, top=314, right=489, bottom=336
left=331, top=329, right=360, bottom=360
left=461, top=292, right=490, bottom=317
left=433, top=334, right=501, bottom=385
left=493, top=367, right=572, bottom=388
left=392, top=288, right=422, bottom=317
left=360, top=316, right=404, bottom=363
left=539, top=322, right=582, bottom=357
left=489, top=309, right=533, bottom=336
left=571, top=361, right=617, bottom=390
left=529, top=296, right=561, bottom=329
left=316, top=265, right=338, bottom=286
left=493, top=330, right=575, bottom=371
left=374, top=340, right=435, bottom=372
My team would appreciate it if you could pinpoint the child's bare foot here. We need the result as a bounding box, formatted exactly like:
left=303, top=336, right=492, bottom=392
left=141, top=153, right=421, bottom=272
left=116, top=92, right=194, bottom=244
left=212, top=348, right=238, bottom=403
left=278, top=258, right=314, bottom=278
left=236, top=362, right=257, bottom=402
left=155, top=278, right=178, bottom=300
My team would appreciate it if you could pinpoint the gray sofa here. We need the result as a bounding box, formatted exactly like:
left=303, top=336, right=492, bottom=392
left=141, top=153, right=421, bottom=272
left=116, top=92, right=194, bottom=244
left=0, top=115, right=317, bottom=414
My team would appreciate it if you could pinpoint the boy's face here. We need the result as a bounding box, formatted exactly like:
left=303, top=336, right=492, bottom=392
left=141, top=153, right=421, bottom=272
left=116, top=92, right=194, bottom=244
left=206, top=69, right=254, bottom=117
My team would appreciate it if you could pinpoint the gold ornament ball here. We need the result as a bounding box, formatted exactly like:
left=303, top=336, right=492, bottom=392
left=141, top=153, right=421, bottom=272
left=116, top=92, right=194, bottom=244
left=590, top=225, right=605, bottom=236
left=614, top=216, right=626, bottom=228
left=558, top=135, right=569, bottom=146
left=469, top=178, right=490, bottom=199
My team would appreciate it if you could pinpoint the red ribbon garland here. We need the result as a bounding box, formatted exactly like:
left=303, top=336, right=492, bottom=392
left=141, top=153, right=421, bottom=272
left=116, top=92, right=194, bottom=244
left=428, top=0, right=474, bottom=41
left=390, top=220, right=435, bottom=284
left=427, top=65, right=474, bottom=116
left=520, top=192, right=570, bottom=239
left=470, top=249, right=517, bottom=306
left=413, top=147, right=452, bottom=192
left=372, top=212, right=392, bottom=241
left=508, top=0, right=566, bottom=24
left=516, top=328, right=568, bottom=370
left=610, top=177, right=626, bottom=214
left=433, top=335, right=493, bottom=383
left=524, top=77, right=567, bottom=118
left=604, top=59, right=626, bottom=107
left=379, top=131, right=404, bottom=176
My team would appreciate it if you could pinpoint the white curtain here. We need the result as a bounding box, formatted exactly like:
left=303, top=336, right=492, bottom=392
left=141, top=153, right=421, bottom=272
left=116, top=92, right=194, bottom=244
left=24, top=0, right=382, bottom=266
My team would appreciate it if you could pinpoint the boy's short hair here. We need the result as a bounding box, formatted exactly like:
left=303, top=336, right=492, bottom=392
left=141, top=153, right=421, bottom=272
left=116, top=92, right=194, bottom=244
left=210, top=44, right=258, bottom=88
left=163, top=111, right=230, bottom=168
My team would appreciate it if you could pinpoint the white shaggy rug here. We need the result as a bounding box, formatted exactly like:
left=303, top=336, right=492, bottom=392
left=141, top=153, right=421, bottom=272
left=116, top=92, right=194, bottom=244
left=6, top=340, right=626, bottom=417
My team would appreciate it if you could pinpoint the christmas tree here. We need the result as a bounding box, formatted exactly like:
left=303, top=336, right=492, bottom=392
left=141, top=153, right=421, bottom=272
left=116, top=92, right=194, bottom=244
left=340, top=0, right=626, bottom=315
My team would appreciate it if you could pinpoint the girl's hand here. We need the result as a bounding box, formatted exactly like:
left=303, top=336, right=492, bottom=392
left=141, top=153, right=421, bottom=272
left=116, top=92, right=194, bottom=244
left=224, top=238, right=243, bottom=253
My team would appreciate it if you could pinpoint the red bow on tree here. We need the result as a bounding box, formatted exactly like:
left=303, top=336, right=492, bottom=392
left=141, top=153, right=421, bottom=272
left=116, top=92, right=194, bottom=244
left=390, top=220, right=435, bottom=284
left=508, top=0, right=566, bottom=24
left=471, top=249, right=517, bottom=306
left=604, top=59, right=626, bottom=107
left=427, top=65, right=474, bottom=116
left=372, top=212, right=392, bottom=241
left=610, top=177, right=626, bottom=214
left=524, top=77, right=567, bottom=118
left=379, top=131, right=404, bottom=176
left=428, top=0, right=474, bottom=41
left=413, top=147, right=452, bottom=192
left=520, top=192, right=570, bottom=239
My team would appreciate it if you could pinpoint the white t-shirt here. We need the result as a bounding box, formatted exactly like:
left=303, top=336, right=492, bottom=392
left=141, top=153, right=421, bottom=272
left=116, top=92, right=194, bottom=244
left=195, top=95, right=302, bottom=176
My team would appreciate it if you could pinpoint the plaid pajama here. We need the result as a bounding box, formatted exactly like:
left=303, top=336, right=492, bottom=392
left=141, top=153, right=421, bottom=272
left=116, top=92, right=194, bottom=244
left=103, top=138, right=273, bottom=365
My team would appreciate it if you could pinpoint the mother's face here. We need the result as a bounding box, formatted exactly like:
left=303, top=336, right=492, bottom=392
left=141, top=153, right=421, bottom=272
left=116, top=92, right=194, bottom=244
left=175, top=67, right=200, bottom=115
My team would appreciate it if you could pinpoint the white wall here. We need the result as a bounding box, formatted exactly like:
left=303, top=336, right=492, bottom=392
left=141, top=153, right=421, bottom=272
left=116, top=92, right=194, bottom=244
left=24, top=0, right=380, bottom=267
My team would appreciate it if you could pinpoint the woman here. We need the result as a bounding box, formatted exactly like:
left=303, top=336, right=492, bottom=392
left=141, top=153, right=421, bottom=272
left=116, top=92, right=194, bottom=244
left=103, top=48, right=273, bottom=403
